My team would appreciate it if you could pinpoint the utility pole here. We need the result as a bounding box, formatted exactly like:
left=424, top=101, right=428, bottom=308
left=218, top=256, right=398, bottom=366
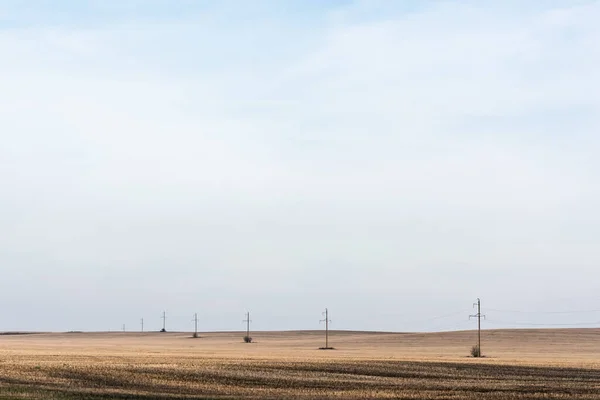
left=193, top=313, right=199, bottom=338
left=141, top=318, right=144, bottom=333
left=243, top=312, right=252, bottom=342
left=320, top=308, right=332, bottom=349
left=469, top=298, right=486, bottom=357
left=161, top=311, right=167, bottom=332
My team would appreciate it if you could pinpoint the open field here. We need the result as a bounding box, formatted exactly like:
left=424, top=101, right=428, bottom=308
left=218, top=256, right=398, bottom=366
left=1, top=329, right=600, bottom=399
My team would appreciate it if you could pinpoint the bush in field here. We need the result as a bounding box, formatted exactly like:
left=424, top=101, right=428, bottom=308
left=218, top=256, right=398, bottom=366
left=243, top=336, right=253, bottom=343
left=470, top=345, right=481, bottom=357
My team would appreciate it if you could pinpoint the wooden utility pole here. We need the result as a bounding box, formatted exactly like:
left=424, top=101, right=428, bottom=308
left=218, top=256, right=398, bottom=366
left=243, top=312, right=252, bottom=341
left=320, top=308, right=332, bottom=349
left=193, top=313, right=199, bottom=338
left=469, top=298, right=485, bottom=356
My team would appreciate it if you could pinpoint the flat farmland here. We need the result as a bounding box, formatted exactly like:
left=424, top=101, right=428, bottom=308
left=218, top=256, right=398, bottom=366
left=1, top=329, right=600, bottom=399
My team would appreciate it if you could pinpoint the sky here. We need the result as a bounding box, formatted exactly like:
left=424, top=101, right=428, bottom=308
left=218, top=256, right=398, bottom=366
left=1, top=0, right=599, bottom=333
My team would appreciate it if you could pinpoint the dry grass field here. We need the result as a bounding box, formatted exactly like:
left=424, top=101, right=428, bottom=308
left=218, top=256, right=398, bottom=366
left=1, top=329, right=600, bottom=399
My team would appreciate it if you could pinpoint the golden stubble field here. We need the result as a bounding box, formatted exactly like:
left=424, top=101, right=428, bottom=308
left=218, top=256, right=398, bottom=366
left=1, top=329, right=600, bottom=399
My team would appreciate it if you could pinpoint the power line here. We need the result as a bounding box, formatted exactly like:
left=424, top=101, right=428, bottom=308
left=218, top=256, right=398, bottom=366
left=427, top=310, right=470, bottom=321
left=399, top=311, right=472, bottom=332
left=427, top=320, right=473, bottom=332
left=486, top=320, right=600, bottom=327
left=487, top=308, right=600, bottom=315
left=379, top=310, right=471, bottom=329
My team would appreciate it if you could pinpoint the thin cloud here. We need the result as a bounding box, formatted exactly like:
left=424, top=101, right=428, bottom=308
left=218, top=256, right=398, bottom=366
left=0, top=1, right=598, bottom=332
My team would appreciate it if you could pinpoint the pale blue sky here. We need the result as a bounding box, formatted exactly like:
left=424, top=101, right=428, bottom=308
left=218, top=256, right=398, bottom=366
left=1, top=0, right=599, bottom=333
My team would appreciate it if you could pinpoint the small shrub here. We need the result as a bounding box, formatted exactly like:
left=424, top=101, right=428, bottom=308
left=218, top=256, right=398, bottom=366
left=243, top=336, right=253, bottom=343
left=470, top=345, right=481, bottom=357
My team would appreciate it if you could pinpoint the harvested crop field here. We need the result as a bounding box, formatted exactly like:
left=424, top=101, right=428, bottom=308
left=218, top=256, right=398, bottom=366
left=1, top=329, right=600, bottom=399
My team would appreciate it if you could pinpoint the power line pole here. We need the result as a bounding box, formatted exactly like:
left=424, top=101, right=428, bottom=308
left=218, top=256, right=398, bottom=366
left=243, top=312, right=252, bottom=342
left=161, top=311, right=167, bottom=332
left=141, top=318, right=144, bottom=333
left=193, top=313, right=199, bottom=338
left=469, top=298, right=486, bottom=357
left=320, top=308, right=332, bottom=349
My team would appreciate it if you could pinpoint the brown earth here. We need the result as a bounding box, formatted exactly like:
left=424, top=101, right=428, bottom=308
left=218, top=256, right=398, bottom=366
left=1, top=329, right=599, bottom=399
